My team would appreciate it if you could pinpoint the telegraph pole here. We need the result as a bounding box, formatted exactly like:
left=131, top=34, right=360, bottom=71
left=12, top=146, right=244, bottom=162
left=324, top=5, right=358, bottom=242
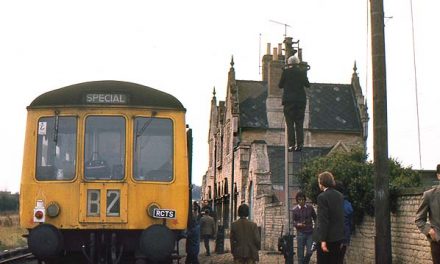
left=370, top=0, right=392, bottom=263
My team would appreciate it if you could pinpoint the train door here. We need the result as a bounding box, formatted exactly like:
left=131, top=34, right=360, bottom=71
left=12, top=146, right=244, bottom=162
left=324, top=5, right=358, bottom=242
left=79, top=115, right=128, bottom=223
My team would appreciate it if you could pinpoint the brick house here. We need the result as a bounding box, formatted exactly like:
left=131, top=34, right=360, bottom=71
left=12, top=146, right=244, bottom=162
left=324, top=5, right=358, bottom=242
left=201, top=37, right=368, bottom=239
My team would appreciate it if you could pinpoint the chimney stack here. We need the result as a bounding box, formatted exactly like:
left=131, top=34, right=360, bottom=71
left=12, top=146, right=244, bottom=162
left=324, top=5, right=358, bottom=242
left=262, top=43, right=273, bottom=82
left=264, top=41, right=284, bottom=130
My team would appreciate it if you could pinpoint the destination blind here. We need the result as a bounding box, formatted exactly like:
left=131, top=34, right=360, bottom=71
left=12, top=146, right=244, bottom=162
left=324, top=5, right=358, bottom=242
left=85, top=93, right=128, bottom=104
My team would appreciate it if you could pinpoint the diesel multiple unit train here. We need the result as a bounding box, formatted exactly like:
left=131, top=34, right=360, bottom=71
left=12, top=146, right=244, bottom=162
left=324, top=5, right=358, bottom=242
left=19, top=81, right=192, bottom=263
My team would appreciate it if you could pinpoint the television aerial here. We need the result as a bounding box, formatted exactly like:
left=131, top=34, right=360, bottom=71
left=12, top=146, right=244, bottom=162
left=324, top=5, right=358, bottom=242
left=269, top=19, right=291, bottom=37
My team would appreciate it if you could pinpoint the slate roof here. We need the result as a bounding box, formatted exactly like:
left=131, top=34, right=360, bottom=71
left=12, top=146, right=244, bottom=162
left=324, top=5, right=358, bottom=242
left=308, top=83, right=362, bottom=132
left=236, top=80, right=268, bottom=128
left=267, top=146, right=332, bottom=184
left=236, top=81, right=362, bottom=133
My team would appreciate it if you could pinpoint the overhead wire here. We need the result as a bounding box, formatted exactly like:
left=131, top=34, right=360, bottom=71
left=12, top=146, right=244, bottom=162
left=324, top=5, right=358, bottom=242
left=409, top=0, right=423, bottom=169
left=365, top=0, right=370, bottom=101
left=366, top=0, right=423, bottom=169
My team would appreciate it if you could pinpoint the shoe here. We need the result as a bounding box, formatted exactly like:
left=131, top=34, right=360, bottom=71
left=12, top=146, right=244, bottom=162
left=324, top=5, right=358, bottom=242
left=295, top=145, right=303, bottom=151
left=288, top=146, right=294, bottom=152
left=311, top=241, right=317, bottom=252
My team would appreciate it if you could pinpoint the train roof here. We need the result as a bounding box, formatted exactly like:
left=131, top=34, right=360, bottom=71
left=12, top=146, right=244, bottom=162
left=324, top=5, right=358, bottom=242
left=28, top=80, right=185, bottom=111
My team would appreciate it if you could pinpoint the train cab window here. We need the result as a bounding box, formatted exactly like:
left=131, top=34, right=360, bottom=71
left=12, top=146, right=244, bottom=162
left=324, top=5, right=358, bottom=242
left=84, top=116, right=126, bottom=180
left=133, top=117, right=173, bottom=182
left=36, top=116, right=77, bottom=181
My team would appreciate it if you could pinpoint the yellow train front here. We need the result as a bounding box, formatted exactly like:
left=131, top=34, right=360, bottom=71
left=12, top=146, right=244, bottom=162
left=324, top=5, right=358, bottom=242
left=19, top=81, right=190, bottom=263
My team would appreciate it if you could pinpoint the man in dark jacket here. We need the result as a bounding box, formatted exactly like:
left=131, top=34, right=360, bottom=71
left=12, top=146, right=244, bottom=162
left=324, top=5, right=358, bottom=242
left=185, top=217, right=200, bottom=264
left=415, top=164, right=440, bottom=263
left=278, top=55, right=310, bottom=151
left=335, top=181, right=354, bottom=262
left=230, top=204, right=261, bottom=263
left=313, top=171, right=345, bottom=264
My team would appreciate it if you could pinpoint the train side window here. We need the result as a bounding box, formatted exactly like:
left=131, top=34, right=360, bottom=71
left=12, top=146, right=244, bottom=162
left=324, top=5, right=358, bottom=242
left=84, top=116, right=126, bottom=180
left=36, top=116, right=77, bottom=181
left=133, top=117, right=173, bottom=182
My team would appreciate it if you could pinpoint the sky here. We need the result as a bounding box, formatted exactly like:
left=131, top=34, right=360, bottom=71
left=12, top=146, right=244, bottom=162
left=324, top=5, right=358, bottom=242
left=0, top=0, right=439, bottom=193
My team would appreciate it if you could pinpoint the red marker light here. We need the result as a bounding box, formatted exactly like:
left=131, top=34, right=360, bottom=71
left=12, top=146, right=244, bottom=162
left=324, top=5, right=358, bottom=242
left=35, top=210, right=44, bottom=219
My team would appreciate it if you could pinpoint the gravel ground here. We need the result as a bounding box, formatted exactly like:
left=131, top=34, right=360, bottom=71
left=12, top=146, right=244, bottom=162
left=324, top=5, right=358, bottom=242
left=180, top=238, right=286, bottom=264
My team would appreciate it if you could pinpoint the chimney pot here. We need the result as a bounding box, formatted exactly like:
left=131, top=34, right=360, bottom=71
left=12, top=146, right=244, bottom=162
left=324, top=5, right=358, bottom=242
left=278, top=44, right=282, bottom=56
left=266, top=43, right=271, bottom=55
left=273, top=48, right=278, bottom=60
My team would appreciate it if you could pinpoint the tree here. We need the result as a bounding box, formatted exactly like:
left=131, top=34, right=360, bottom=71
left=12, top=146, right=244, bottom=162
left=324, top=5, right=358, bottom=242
left=297, top=148, right=421, bottom=224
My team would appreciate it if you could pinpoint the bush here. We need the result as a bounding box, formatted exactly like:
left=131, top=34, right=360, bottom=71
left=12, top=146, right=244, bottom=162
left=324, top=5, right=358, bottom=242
left=0, top=193, right=19, bottom=212
left=297, top=148, right=421, bottom=225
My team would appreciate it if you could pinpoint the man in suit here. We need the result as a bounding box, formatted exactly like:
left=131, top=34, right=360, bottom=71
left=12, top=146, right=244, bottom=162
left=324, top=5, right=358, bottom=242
left=230, top=204, right=261, bottom=264
left=313, top=171, right=345, bottom=264
left=415, top=164, right=440, bottom=264
left=199, top=209, right=216, bottom=256
left=278, top=55, right=310, bottom=152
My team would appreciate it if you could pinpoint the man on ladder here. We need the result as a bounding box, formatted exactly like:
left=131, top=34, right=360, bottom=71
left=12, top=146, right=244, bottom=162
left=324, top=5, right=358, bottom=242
left=278, top=55, right=310, bottom=152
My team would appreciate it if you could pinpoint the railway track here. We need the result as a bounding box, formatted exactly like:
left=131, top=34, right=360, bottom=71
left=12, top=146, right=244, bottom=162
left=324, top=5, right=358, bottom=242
left=0, top=247, right=36, bottom=264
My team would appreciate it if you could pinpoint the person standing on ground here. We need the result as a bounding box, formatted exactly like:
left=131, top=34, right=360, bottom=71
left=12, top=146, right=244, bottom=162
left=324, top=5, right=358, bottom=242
left=335, top=181, right=354, bottom=263
left=185, top=206, right=200, bottom=264
left=415, top=164, right=440, bottom=264
left=230, top=204, right=261, bottom=264
left=200, top=200, right=212, bottom=214
left=313, top=171, right=345, bottom=264
left=193, top=201, right=201, bottom=217
left=292, top=192, right=317, bottom=264
left=278, top=55, right=310, bottom=152
left=199, top=209, right=215, bottom=256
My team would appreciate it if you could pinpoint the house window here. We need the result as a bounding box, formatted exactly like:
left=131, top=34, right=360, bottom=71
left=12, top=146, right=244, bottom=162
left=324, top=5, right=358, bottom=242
left=216, top=133, right=222, bottom=167
left=209, top=139, right=213, bottom=167
left=225, top=122, right=231, bottom=155
left=218, top=183, right=221, bottom=197
left=224, top=178, right=229, bottom=195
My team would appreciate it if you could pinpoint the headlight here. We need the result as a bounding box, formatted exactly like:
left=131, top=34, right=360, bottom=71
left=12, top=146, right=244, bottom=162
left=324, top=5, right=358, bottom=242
left=147, top=203, right=160, bottom=218
left=46, top=202, right=61, bottom=218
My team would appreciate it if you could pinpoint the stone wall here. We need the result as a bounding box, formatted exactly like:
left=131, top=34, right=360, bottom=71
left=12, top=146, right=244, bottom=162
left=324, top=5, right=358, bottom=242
left=346, top=188, right=433, bottom=264
left=257, top=188, right=435, bottom=263
left=261, top=202, right=284, bottom=251
left=306, top=131, right=362, bottom=148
